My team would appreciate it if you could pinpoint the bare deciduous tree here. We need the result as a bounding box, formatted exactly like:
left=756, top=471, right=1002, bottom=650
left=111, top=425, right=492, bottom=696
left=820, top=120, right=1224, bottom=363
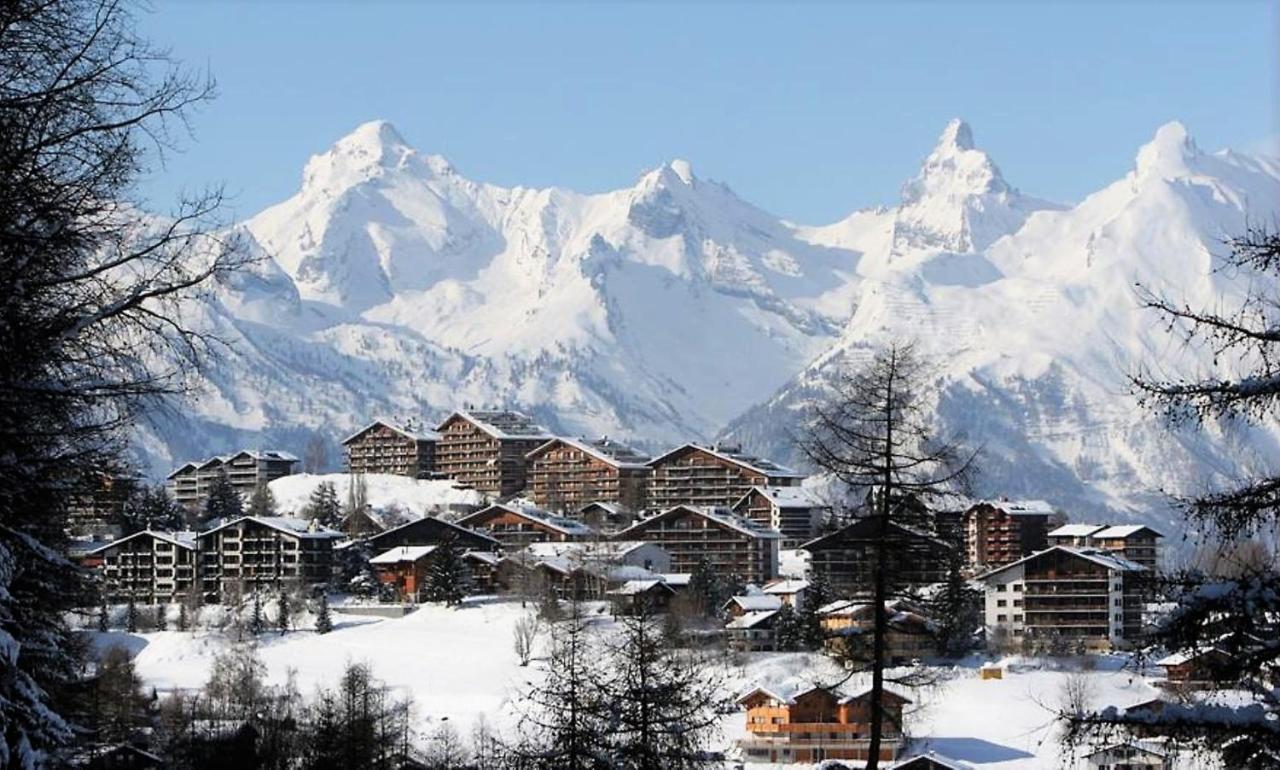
left=513, top=612, right=541, bottom=667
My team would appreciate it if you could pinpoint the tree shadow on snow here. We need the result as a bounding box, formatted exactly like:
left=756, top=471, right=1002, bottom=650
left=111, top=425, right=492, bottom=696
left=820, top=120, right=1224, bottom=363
left=914, top=737, right=1034, bottom=763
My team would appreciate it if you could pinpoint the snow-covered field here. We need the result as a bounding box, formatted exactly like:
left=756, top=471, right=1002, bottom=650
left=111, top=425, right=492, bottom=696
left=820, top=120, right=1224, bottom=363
left=98, top=598, right=1198, bottom=769
left=268, top=472, right=484, bottom=519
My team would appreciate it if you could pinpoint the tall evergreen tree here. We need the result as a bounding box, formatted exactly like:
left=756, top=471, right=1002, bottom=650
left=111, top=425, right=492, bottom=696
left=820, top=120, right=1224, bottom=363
left=98, top=601, right=110, bottom=633
left=423, top=539, right=469, bottom=606
left=306, top=481, right=343, bottom=529
left=276, top=590, right=291, bottom=634
left=204, top=471, right=243, bottom=524
left=122, top=484, right=185, bottom=533
left=773, top=604, right=804, bottom=651
left=315, top=593, right=333, bottom=634
left=246, top=481, right=276, bottom=518
left=249, top=590, right=264, bottom=635
left=687, top=557, right=725, bottom=618
left=0, top=1, right=245, bottom=760
left=797, top=575, right=834, bottom=650
left=798, top=342, right=976, bottom=769
left=125, top=598, right=138, bottom=633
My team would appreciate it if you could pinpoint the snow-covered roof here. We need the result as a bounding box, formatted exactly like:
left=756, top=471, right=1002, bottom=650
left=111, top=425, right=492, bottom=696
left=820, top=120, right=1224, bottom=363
left=1048, top=524, right=1106, bottom=538
left=232, top=449, right=299, bottom=463
left=894, top=753, right=975, bottom=770
left=437, top=410, right=552, bottom=440
left=341, top=418, right=440, bottom=445
left=607, top=579, right=675, bottom=596
left=368, top=512, right=500, bottom=547
left=736, top=678, right=912, bottom=705
left=521, top=540, right=654, bottom=562
left=739, top=485, right=826, bottom=509
left=463, top=550, right=501, bottom=566
left=369, top=545, right=438, bottom=564
left=725, top=610, right=778, bottom=629
left=1083, top=740, right=1169, bottom=760
left=527, top=436, right=651, bottom=468
left=1094, top=524, right=1164, bottom=539
left=725, top=594, right=784, bottom=612
left=460, top=501, right=597, bottom=537
left=972, top=498, right=1055, bottom=515
left=618, top=505, right=782, bottom=541
left=763, top=579, right=810, bottom=595
left=198, top=515, right=343, bottom=541
left=1155, top=646, right=1229, bottom=667
left=647, top=443, right=804, bottom=479
left=976, top=545, right=1147, bottom=581
left=86, top=529, right=197, bottom=554
left=658, top=573, right=690, bottom=587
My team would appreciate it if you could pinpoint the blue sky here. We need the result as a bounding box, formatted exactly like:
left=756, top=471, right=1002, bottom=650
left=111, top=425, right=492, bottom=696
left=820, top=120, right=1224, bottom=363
left=140, top=2, right=1277, bottom=224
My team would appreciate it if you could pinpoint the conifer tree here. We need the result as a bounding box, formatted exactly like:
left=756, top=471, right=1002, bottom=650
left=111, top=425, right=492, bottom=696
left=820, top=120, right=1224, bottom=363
left=315, top=593, right=333, bottom=634
left=424, top=539, right=469, bottom=606
left=177, top=600, right=189, bottom=633
left=249, top=590, right=265, bottom=635
left=204, top=471, right=243, bottom=524
left=97, top=601, right=110, bottom=633
left=123, top=483, right=186, bottom=533
left=306, top=480, right=343, bottom=529
left=155, top=603, right=168, bottom=631
left=125, top=598, right=138, bottom=633
left=246, top=481, right=277, bottom=518
left=687, top=557, right=725, bottom=618
left=773, top=604, right=803, bottom=651
left=277, top=590, right=291, bottom=634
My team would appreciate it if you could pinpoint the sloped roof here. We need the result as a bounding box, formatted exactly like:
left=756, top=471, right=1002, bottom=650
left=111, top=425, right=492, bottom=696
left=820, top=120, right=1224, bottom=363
left=1083, top=741, right=1169, bottom=760
left=724, top=594, right=783, bottom=612
left=736, top=679, right=912, bottom=705
left=616, top=505, right=782, bottom=541
left=527, top=436, right=651, bottom=468
left=971, top=499, right=1055, bottom=515
left=976, top=545, right=1147, bottom=581
left=197, top=516, right=342, bottom=541
left=1048, top=523, right=1107, bottom=538
left=893, top=753, right=975, bottom=770
left=341, top=418, right=440, bottom=446
left=231, top=449, right=299, bottom=463
left=436, top=410, right=552, bottom=440
left=1155, top=646, right=1230, bottom=667
left=800, top=517, right=952, bottom=552
left=369, top=545, right=438, bottom=564
left=368, top=514, right=500, bottom=548
left=738, top=485, right=827, bottom=509
left=725, top=610, right=779, bottom=629
left=458, top=501, right=596, bottom=537
left=647, top=443, right=804, bottom=478
left=607, top=579, right=676, bottom=597
left=763, top=579, right=810, bottom=595
left=87, top=529, right=197, bottom=555
left=1094, top=524, right=1164, bottom=539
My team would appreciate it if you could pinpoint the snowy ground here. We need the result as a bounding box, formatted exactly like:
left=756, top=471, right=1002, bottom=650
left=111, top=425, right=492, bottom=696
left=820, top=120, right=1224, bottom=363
left=99, top=599, right=1204, bottom=769
left=268, top=472, right=485, bottom=519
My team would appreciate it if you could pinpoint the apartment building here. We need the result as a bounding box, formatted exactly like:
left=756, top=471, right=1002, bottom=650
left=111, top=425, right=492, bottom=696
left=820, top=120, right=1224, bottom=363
left=977, top=545, right=1147, bottom=650
left=455, top=501, right=596, bottom=550
left=90, top=530, right=197, bottom=603
left=67, top=471, right=140, bottom=534
left=646, top=443, right=804, bottom=511
left=341, top=419, right=439, bottom=478
left=963, top=499, right=1053, bottom=568
left=168, top=450, right=298, bottom=509
left=732, top=485, right=828, bottom=547
left=434, top=410, right=552, bottom=498
left=1047, top=523, right=1164, bottom=570
left=737, top=682, right=911, bottom=765
left=803, top=518, right=953, bottom=598
left=524, top=436, right=651, bottom=513
left=614, top=504, right=781, bottom=585
left=195, top=515, right=342, bottom=600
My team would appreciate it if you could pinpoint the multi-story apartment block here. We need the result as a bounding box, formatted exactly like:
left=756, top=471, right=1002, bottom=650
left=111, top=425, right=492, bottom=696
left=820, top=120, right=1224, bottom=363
left=455, top=502, right=596, bottom=550
left=646, top=443, right=804, bottom=511
left=1047, top=524, right=1164, bottom=570
left=434, top=410, right=552, bottom=498
left=67, top=471, right=140, bottom=534
left=978, top=545, right=1147, bottom=650
left=803, top=518, right=953, bottom=598
left=737, top=682, right=911, bottom=765
left=732, top=486, right=829, bottom=547
left=963, top=499, right=1053, bottom=568
left=90, top=530, right=198, bottom=603
left=168, top=450, right=298, bottom=509
left=613, top=505, right=781, bottom=585
left=195, top=515, right=342, bottom=600
left=525, top=436, right=651, bottom=513
left=341, top=419, right=439, bottom=478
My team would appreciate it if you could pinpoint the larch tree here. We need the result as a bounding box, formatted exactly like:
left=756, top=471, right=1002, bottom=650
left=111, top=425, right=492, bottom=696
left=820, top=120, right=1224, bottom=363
left=0, top=0, right=248, bottom=761
left=797, top=341, right=976, bottom=770
left=1064, top=226, right=1280, bottom=767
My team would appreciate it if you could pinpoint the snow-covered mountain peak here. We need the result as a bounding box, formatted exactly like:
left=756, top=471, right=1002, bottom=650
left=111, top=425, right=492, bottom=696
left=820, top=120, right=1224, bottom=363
left=891, top=119, right=1058, bottom=254
left=300, top=119, right=438, bottom=195
left=1134, top=120, right=1200, bottom=180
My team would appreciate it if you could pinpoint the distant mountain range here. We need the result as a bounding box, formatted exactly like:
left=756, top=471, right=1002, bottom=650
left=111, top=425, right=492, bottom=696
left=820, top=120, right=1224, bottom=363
left=137, top=117, right=1280, bottom=534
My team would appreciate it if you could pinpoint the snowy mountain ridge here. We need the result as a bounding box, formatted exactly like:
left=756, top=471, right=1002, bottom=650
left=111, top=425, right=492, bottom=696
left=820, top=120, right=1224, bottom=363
left=140, top=118, right=1280, bottom=534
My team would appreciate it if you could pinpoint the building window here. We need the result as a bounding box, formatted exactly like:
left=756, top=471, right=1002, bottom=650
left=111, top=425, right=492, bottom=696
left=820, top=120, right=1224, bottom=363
left=1013, top=599, right=1022, bottom=607
left=997, top=599, right=1006, bottom=607
left=1013, top=614, right=1023, bottom=622
left=1013, top=584, right=1023, bottom=592
left=996, top=614, right=1007, bottom=622
left=996, top=584, right=1007, bottom=592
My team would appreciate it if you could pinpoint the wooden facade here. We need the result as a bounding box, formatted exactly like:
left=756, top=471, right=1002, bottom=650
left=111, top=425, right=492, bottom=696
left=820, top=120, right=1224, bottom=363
left=737, top=685, right=910, bottom=765
left=195, top=516, right=341, bottom=600
left=91, top=530, right=197, bottom=603
left=369, top=545, right=439, bottom=598
left=646, top=443, right=804, bottom=511
left=342, top=420, right=438, bottom=478
left=433, top=411, right=551, bottom=498
left=525, top=437, right=651, bottom=513
left=963, top=500, right=1052, bottom=568
left=365, top=515, right=499, bottom=553
left=803, top=518, right=953, bottom=598
left=819, top=600, right=939, bottom=664
left=614, top=505, right=781, bottom=585
left=455, top=502, right=596, bottom=550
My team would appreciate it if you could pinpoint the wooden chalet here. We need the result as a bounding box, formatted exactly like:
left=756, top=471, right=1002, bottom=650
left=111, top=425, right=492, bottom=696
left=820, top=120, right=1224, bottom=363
left=578, top=500, right=633, bottom=533
left=365, top=515, right=499, bottom=553
left=802, top=518, right=953, bottom=598
left=818, top=599, right=939, bottom=664
left=725, top=609, right=781, bottom=651
left=646, top=443, right=804, bottom=510
left=433, top=410, right=551, bottom=498
left=732, top=485, right=828, bottom=547
left=1084, top=741, right=1171, bottom=770
left=737, top=682, right=910, bottom=764
left=341, top=419, right=439, bottom=478
left=722, top=593, right=783, bottom=619
left=90, top=530, right=197, bottom=604
left=614, top=504, right=782, bottom=585
left=606, top=578, right=677, bottom=615
left=369, top=545, right=439, bottom=599
left=525, top=436, right=651, bottom=513
left=456, top=502, right=595, bottom=549
left=963, top=499, right=1053, bottom=568
left=1156, top=647, right=1234, bottom=685
left=195, top=516, right=342, bottom=600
